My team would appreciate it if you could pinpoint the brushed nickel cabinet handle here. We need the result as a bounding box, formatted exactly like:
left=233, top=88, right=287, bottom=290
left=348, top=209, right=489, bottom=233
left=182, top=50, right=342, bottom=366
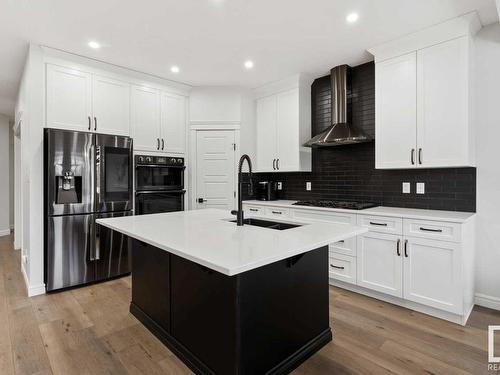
left=369, top=221, right=387, bottom=226
left=419, top=227, right=442, bottom=233
left=330, top=264, right=345, bottom=270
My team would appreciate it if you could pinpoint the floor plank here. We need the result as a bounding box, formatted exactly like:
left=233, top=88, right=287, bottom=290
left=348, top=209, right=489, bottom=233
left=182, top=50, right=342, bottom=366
left=0, top=233, right=499, bottom=374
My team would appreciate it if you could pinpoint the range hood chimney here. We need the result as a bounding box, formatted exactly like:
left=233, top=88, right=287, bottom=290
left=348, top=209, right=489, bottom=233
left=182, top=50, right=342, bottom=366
left=304, top=65, right=372, bottom=147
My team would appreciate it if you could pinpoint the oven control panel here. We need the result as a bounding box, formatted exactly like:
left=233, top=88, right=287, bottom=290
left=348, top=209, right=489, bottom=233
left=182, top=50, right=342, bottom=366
left=135, top=155, right=184, bottom=167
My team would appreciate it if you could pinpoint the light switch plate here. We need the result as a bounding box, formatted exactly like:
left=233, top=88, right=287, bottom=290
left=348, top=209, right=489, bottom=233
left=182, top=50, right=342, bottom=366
left=402, top=182, right=411, bottom=194
left=416, top=182, right=425, bottom=194
left=306, top=182, right=312, bottom=191
left=277, top=182, right=282, bottom=190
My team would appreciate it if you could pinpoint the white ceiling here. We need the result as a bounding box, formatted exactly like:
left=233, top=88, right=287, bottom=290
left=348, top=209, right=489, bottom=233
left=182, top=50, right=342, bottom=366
left=0, top=0, right=498, bottom=117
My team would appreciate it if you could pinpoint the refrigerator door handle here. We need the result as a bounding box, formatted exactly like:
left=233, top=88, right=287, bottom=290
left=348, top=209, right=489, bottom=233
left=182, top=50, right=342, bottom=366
left=95, top=221, right=101, bottom=261
left=86, top=215, right=95, bottom=261
left=95, top=145, right=102, bottom=208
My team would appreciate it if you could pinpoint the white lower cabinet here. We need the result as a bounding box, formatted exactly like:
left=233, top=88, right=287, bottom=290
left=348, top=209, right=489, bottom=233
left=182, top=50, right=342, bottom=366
left=356, top=232, right=403, bottom=297
left=403, top=237, right=461, bottom=314
left=328, top=253, right=357, bottom=285
left=241, top=201, right=475, bottom=324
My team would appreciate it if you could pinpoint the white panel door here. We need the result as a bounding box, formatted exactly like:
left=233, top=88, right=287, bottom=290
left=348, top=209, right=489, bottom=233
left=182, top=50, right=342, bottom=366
left=92, top=74, right=131, bottom=136
left=276, top=88, right=300, bottom=171
left=46, top=64, right=92, bottom=131
left=375, top=52, right=417, bottom=169
left=161, top=92, right=186, bottom=154
left=256, top=95, right=277, bottom=172
left=131, top=85, right=161, bottom=152
left=357, top=232, right=403, bottom=297
left=417, top=37, right=469, bottom=167
left=196, top=131, right=236, bottom=210
left=403, top=237, right=462, bottom=313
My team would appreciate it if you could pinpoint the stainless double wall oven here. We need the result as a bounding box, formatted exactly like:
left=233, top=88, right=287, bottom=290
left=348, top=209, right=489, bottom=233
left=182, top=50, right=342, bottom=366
left=135, top=155, right=185, bottom=215
left=44, top=128, right=133, bottom=292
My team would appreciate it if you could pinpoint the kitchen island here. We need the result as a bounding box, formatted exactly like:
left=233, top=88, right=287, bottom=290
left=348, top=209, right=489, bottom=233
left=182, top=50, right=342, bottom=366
left=97, top=209, right=366, bottom=375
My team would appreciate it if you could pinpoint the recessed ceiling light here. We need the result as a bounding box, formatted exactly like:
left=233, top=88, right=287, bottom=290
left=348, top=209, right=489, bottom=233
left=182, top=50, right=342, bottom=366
left=88, top=41, right=100, bottom=49
left=346, top=12, right=359, bottom=23
left=244, top=60, right=254, bottom=69
left=171, top=66, right=180, bottom=73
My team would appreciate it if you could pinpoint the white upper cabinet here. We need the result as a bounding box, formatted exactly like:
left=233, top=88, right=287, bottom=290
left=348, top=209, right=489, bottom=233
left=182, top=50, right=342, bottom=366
left=416, top=37, right=470, bottom=168
left=161, top=92, right=186, bottom=154
left=45, top=60, right=189, bottom=145
left=131, top=85, right=161, bottom=152
left=46, top=64, right=92, bottom=132
left=276, top=89, right=300, bottom=171
left=254, top=75, right=312, bottom=172
left=369, top=14, right=479, bottom=169
left=92, top=75, right=131, bottom=136
left=375, top=53, right=417, bottom=169
left=256, top=95, right=278, bottom=172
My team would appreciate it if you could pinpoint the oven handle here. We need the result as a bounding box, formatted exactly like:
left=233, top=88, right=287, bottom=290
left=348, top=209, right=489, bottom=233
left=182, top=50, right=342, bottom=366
left=135, top=165, right=186, bottom=169
left=135, top=190, right=186, bottom=195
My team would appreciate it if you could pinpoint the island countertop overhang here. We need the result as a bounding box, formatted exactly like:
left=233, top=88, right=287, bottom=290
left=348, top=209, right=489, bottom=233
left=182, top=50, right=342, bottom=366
left=96, top=208, right=367, bottom=276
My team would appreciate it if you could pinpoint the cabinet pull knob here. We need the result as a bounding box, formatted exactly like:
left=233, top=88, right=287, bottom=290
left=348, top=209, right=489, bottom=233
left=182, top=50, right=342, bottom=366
left=161, top=138, right=165, bottom=150
left=419, top=227, right=442, bottom=233
left=411, top=149, right=415, bottom=165
left=418, top=148, right=422, bottom=165
left=249, top=208, right=258, bottom=212
left=272, top=159, right=276, bottom=170
left=397, top=238, right=401, bottom=256
left=271, top=211, right=282, bottom=214
left=369, top=221, right=387, bottom=226
left=94, top=117, right=97, bottom=131
left=276, top=158, right=280, bottom=170
left=330, top=264, right=345, bottom=270
left=88, top=116, right=91, bottom=131
left=404, top=239, right=409, bottom=258
left=157, top=138, right=160, bottom=150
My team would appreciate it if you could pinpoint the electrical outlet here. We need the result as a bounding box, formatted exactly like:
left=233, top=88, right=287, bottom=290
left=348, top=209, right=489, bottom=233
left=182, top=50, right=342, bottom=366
left=402, top=182, right=411, bottom=194
left=277, top=182, right=282, bottom=190
left=306, top=182, right=312, bottom=191
left=416, top=182, right=425, bottom=194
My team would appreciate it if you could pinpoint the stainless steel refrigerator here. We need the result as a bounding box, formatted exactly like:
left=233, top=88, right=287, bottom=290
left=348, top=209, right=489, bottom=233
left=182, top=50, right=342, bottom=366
left=44, top=128, right=133, bottom=291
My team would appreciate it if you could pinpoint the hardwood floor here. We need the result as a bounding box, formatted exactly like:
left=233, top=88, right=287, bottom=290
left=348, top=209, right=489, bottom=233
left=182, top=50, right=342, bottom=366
left=1, top=234, right=499, bottom=375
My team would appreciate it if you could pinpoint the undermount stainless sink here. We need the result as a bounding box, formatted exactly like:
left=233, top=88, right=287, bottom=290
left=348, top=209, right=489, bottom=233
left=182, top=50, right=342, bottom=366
left=230, top=218, right=302, bottom=230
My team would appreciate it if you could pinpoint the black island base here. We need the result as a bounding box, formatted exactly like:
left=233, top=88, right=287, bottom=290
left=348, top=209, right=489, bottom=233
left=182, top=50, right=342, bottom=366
left=130, top=239, right=332, bottom=375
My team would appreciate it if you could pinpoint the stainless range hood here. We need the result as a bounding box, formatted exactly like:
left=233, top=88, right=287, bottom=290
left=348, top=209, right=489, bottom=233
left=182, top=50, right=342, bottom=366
left=304, top=65, right=372, bottom=147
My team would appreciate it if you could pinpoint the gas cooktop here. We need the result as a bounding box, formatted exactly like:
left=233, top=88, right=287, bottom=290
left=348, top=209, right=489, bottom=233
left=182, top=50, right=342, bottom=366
left=292, top=200, right=378, bottom=210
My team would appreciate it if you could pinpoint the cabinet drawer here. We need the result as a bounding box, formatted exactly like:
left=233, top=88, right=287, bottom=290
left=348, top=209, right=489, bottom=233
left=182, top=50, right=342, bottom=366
left=329, top=238, right=357, bottom=257
left=357, top=215, right=403, bottom=235
left=244, top=205, right=264, bottom=216
left=403, top=219, right=461, bottom=242
left=265, top=207, right=290, bottom=218
left=328, top=254, right=357, bottom=285
left=291, top=209, right=356, bottom=225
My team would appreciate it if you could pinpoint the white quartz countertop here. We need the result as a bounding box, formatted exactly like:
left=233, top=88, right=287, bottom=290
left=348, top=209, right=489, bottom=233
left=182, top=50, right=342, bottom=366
left=96, top=209, right=367, bottom=276
left=243, top=200, right=475, bottom=223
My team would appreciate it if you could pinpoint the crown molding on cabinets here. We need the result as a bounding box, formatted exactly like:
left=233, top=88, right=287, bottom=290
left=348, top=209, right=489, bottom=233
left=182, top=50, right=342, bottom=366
left=368, top=11, right=482, bottom=63
left=41, top=46, right=191, bottom=96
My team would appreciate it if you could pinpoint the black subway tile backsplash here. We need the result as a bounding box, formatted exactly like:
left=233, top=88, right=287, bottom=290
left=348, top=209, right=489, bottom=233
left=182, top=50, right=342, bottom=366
left=248, top=61, right=476, bottom=212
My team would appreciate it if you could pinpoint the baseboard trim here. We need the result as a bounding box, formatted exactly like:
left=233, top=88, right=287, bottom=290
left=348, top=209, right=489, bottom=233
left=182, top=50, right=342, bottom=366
left=475, top=293, right=500, bottom=311
left=21, top=262, right=46, bottom=297
left=0, top=228, right=11, bottom=237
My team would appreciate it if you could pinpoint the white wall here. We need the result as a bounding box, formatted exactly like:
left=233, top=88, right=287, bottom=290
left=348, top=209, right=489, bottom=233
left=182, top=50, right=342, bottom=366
left=189, top=87, right=244, bottom=124
left=474, top=23, right=500, bottom=308
left=0, top=114, right=10, bottom=236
